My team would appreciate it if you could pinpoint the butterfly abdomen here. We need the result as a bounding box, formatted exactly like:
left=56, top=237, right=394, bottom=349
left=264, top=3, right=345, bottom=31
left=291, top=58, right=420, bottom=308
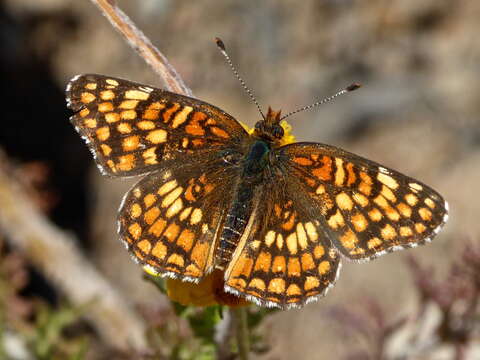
left=216, top=190, right=253, bottom=268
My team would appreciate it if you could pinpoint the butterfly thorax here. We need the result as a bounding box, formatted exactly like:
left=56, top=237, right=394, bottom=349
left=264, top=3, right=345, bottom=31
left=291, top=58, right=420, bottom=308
left=243, top=140, right=271, bottom=175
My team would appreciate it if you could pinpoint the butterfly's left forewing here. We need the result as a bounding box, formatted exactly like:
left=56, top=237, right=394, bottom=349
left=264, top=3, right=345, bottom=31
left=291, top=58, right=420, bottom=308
left=277, top=142, right=449, bottom=262
left=66, top=74, right=248, bottom=177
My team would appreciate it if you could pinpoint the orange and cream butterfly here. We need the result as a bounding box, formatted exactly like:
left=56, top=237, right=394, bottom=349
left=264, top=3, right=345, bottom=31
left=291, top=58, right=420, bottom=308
left=66, top=39, right=448, bottom=309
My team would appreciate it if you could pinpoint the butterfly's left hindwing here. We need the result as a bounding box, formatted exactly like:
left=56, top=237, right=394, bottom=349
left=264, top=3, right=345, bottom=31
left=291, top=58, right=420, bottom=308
left=224, top=177, right=341, bottom=309
left=66, top=74, right=248, bottom=177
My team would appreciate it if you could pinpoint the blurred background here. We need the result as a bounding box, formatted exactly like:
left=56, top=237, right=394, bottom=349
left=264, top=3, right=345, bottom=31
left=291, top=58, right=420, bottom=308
left=0, top=0, right=479, bottom=359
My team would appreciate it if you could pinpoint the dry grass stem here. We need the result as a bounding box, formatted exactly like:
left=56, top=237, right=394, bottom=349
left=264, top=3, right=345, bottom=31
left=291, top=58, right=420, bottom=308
left=89, top=0, right=192, bottom=96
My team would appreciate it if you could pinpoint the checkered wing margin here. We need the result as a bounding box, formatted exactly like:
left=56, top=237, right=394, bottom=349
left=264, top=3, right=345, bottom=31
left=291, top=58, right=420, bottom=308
left=276, top=142, right=449, bottom=261
left=66, top=74, right=248, bottom=177
left=224, top=176, right=341, bottom=309
left=118, top=159, right=240, bottom=282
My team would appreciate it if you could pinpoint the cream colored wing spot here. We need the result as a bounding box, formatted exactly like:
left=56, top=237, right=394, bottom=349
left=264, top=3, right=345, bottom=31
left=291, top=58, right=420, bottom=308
left=334, top=158, right=345, bottom=186
left=340, top=229, right=358, bottom=249
left=122, top=136, right=140, bottom=151
left=144, top=193, right=156, bottom=208
left=96, top=127, right=110, bottom=141
left=146, top=129, right=168, bottom=144
left=98, top=102, right=114, bottom=112
left=83, top=118, right=97, bottom=128
left=286, top=233, right=298, bottom=255
left=405, top=193, right=418, bottom=206
left=179, top=207, right=192, bottom=221
left=137, top=120, right=156, bottom=130
left=399, top=226, right=413, bottom=237
left=166, top=198, right=183, bottom=218
left=171, top=106, right=193, bottom=128
left=397, top=202, right=412, bottom=218
left=409, top=183, right=423, bottom=192
left=142, top=147, right=158, bottom=165
left=106, top=113, right=120, bottom=123
left=304, top=222, right=318, bottom=241
left=367, top=238, right=382, bottom=249
left=351, top=213, right=368, bottom=232
left=161, top=187, right=183, bottom=208
left=276, top=233, right=284, bottom=250
left=125, top=89, right=150, bottom=100
left=100, top=144, right=112, bottom=156
left=377, top=172, right=399, bottom=189
left=80, top=92, right=96, bottom=104
left=190, top=208, right=203, bottom=225
left=121, top=110, right=137, bottom=120
left=85, top=82, right=97, bottom=90
left=352, top=192, right=369, bottom=207
left=381, top=224, right=397, bottom=241
left=106, top=79, right=119, bottom=86
left=368, top=208, right=383, bottom=222
left=119, top=100, right=139, bottom=110
left=265, top=230, right=276, bottom=247
left=418, top=207, right=433, bottom=221
left=327, top=210, right=345, bottom=229
left=296, top=223, right=308, bottom=249
left=158, top=180, right=177, bottom=196
left=336, top=192, right=353, bottom=210
left=100, top=90, right=115, bottom=100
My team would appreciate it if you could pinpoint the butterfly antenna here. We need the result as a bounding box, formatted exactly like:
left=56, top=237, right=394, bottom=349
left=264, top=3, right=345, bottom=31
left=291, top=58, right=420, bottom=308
left=215, top=37, right=265, bottom=120
left=280, top=83, right=362, bottom=121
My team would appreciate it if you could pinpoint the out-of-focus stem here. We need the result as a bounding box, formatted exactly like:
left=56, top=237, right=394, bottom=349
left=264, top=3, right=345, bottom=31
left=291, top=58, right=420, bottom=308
left=232, top=307, right=250, bottom=360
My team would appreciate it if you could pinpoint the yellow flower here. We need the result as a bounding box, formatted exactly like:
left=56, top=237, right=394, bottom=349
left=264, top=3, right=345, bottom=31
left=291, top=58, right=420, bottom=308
left=145, top=120, right=295, bottom=307
left=166, top=269, right=250, bottom=307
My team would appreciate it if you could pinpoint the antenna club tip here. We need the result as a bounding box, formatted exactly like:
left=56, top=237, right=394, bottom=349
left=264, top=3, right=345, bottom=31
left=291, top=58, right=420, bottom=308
left=346, top=83, right=362, bottom=92
left=215, top=37, right=226, bottom=50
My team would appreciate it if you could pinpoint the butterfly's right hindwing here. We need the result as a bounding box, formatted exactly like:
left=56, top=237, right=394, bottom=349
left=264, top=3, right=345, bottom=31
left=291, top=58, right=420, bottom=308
left=118, top=158, right=241, bottom=281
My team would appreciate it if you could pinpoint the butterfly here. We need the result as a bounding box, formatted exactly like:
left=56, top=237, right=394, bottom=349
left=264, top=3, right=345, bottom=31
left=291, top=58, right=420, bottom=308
left=66, top=53, right=448, bottom=309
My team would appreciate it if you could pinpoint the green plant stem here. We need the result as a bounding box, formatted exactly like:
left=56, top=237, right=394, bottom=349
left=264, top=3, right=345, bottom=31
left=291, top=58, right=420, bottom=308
left=232, top=307, right=249, bottom=360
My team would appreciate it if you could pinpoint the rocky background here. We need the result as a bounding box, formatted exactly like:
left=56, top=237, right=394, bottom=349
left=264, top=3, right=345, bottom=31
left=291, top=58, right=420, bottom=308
left=0, top=0, right=479, bottom=359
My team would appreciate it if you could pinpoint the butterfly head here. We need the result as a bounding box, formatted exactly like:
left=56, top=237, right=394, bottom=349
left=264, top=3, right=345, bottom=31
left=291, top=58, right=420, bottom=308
left=253, top=107, right=285, bottom=142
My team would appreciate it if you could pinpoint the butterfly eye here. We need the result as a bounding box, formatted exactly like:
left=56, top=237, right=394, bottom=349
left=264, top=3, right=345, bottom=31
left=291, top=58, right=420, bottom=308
left=273, top=125, right=284, bottom=139
left=255, top=121, right=264, bottom=131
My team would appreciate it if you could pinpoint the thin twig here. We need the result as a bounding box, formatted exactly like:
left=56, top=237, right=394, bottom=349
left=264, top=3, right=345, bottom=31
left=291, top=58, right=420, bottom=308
left=0, top=149, right=148, bottom=352
left=232, top=307, right=250, bottom=360
left=89, top=0, right=192, bottom=96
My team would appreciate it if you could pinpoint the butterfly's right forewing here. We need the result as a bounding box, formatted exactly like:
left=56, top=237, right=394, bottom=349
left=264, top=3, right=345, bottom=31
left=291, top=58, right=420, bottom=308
left=66, top=74, right=248, bottom=177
